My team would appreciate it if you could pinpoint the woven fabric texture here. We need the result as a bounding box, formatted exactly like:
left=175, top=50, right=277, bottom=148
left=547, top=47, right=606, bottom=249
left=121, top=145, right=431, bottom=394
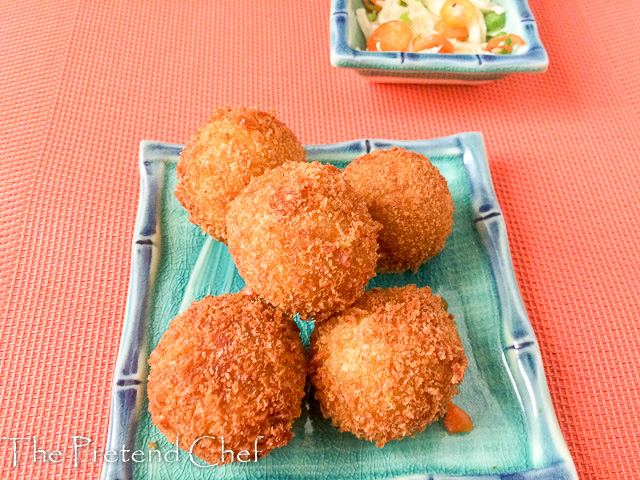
left=1, top=1, right=638, bottom=479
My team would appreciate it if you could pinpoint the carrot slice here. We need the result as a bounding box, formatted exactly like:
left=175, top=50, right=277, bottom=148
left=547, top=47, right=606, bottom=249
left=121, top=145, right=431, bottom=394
left=412, top=34, right=454, bottom=54
left=440, top=0, right=476, bottom=28
left=367, top=20, right=413, bottom=52
left=444, top=403, right=473, bottom=433
left=435, top=20, right=469, bottom=41
left=485, top=34, right=525, bottom=53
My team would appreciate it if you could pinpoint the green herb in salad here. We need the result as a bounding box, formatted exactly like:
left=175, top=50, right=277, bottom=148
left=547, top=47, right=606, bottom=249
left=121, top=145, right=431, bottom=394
left=399, top=13, right=410, bottom=24
left=486, top=30, right=506, bottom=41
left=399, top=0, right=408, bottom=6
left=367, top=9, right=379, bottom=21
left=483, top=11, right=506, bottom=34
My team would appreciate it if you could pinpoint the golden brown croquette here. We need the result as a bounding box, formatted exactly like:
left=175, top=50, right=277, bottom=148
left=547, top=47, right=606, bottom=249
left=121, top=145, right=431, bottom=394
left=175, top=107, right=307, bottom=244
left=147, top=293, right=307, bottom=465
left=226, top=161, right=381, bottom=320
left=343, top=147, right=454, bottom=273
left=309, top=285, right=467, bottom=447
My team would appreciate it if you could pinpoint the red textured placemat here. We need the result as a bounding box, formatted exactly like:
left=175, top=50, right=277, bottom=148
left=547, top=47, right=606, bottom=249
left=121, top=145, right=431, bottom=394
left=1, top=1, right=638, bottom=478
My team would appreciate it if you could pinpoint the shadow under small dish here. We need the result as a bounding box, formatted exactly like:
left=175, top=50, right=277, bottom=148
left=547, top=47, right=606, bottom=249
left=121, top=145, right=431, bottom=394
left=102, top=133, right=576, bottom=480
left=330, top=0, right=548, bottom=83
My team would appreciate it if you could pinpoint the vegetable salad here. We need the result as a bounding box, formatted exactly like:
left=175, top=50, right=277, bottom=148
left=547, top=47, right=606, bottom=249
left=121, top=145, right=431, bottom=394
left=357, top=0, right=526, bottom=54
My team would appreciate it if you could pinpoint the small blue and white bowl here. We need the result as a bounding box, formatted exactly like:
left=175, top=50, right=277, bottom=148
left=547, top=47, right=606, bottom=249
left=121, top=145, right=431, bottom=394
left=330, top=0, right=548, bottom=84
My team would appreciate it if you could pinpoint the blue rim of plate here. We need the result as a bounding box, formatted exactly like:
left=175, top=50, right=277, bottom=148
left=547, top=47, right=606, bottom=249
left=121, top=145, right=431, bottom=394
left=330, top=0, right=549, bottom=74
left=102, top=133, right=576, bottom=480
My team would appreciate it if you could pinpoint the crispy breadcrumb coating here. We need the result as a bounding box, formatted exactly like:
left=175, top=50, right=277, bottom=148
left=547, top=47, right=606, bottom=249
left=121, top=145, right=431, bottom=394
left=147, top=293, right=307, bottom=465
left=309, top=285, right=467, bottom=447
left=175, top=107, right=307, bottom=244
left=226, top=161, right=381, bottom=320
left=343, top=147, right=454, bottom=273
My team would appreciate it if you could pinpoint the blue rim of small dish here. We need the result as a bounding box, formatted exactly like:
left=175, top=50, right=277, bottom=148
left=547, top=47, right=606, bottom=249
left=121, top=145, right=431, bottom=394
left=330, top=0, right=549, bottom=74
left=102, top=133, right=576, bottom=479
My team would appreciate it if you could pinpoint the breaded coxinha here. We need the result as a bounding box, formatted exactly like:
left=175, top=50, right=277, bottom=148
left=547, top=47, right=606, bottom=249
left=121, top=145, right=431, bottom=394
left=147, top=292, right=307, bottom=465
left=343, top=147, right=454, bottom=273
left=309, top=285, right=467, bottom=447
left=226, top=161, right=381, bottom=320
left=175, top=107, right=307, bottom=244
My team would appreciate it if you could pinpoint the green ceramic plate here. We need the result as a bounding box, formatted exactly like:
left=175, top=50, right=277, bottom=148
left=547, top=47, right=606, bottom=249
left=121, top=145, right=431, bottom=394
left=102, top=133, right=576, bottom=479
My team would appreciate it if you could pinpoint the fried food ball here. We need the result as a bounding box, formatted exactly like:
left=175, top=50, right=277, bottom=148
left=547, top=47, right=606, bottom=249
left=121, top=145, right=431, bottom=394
left=175, top=107, right=307, bottom=244
left=309, top=285, right=467, bottom=447
left=226, top=161, right=381, bottom=320
left=147, top=293, right=307, bottom=465
left=342, top=147, right=454, bottom=273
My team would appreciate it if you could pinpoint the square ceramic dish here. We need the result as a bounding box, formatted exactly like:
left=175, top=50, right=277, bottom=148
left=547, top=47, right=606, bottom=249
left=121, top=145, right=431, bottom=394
left=330, top=0, right=548, bottom=83
left=102, top=133, right=576, bottom=480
